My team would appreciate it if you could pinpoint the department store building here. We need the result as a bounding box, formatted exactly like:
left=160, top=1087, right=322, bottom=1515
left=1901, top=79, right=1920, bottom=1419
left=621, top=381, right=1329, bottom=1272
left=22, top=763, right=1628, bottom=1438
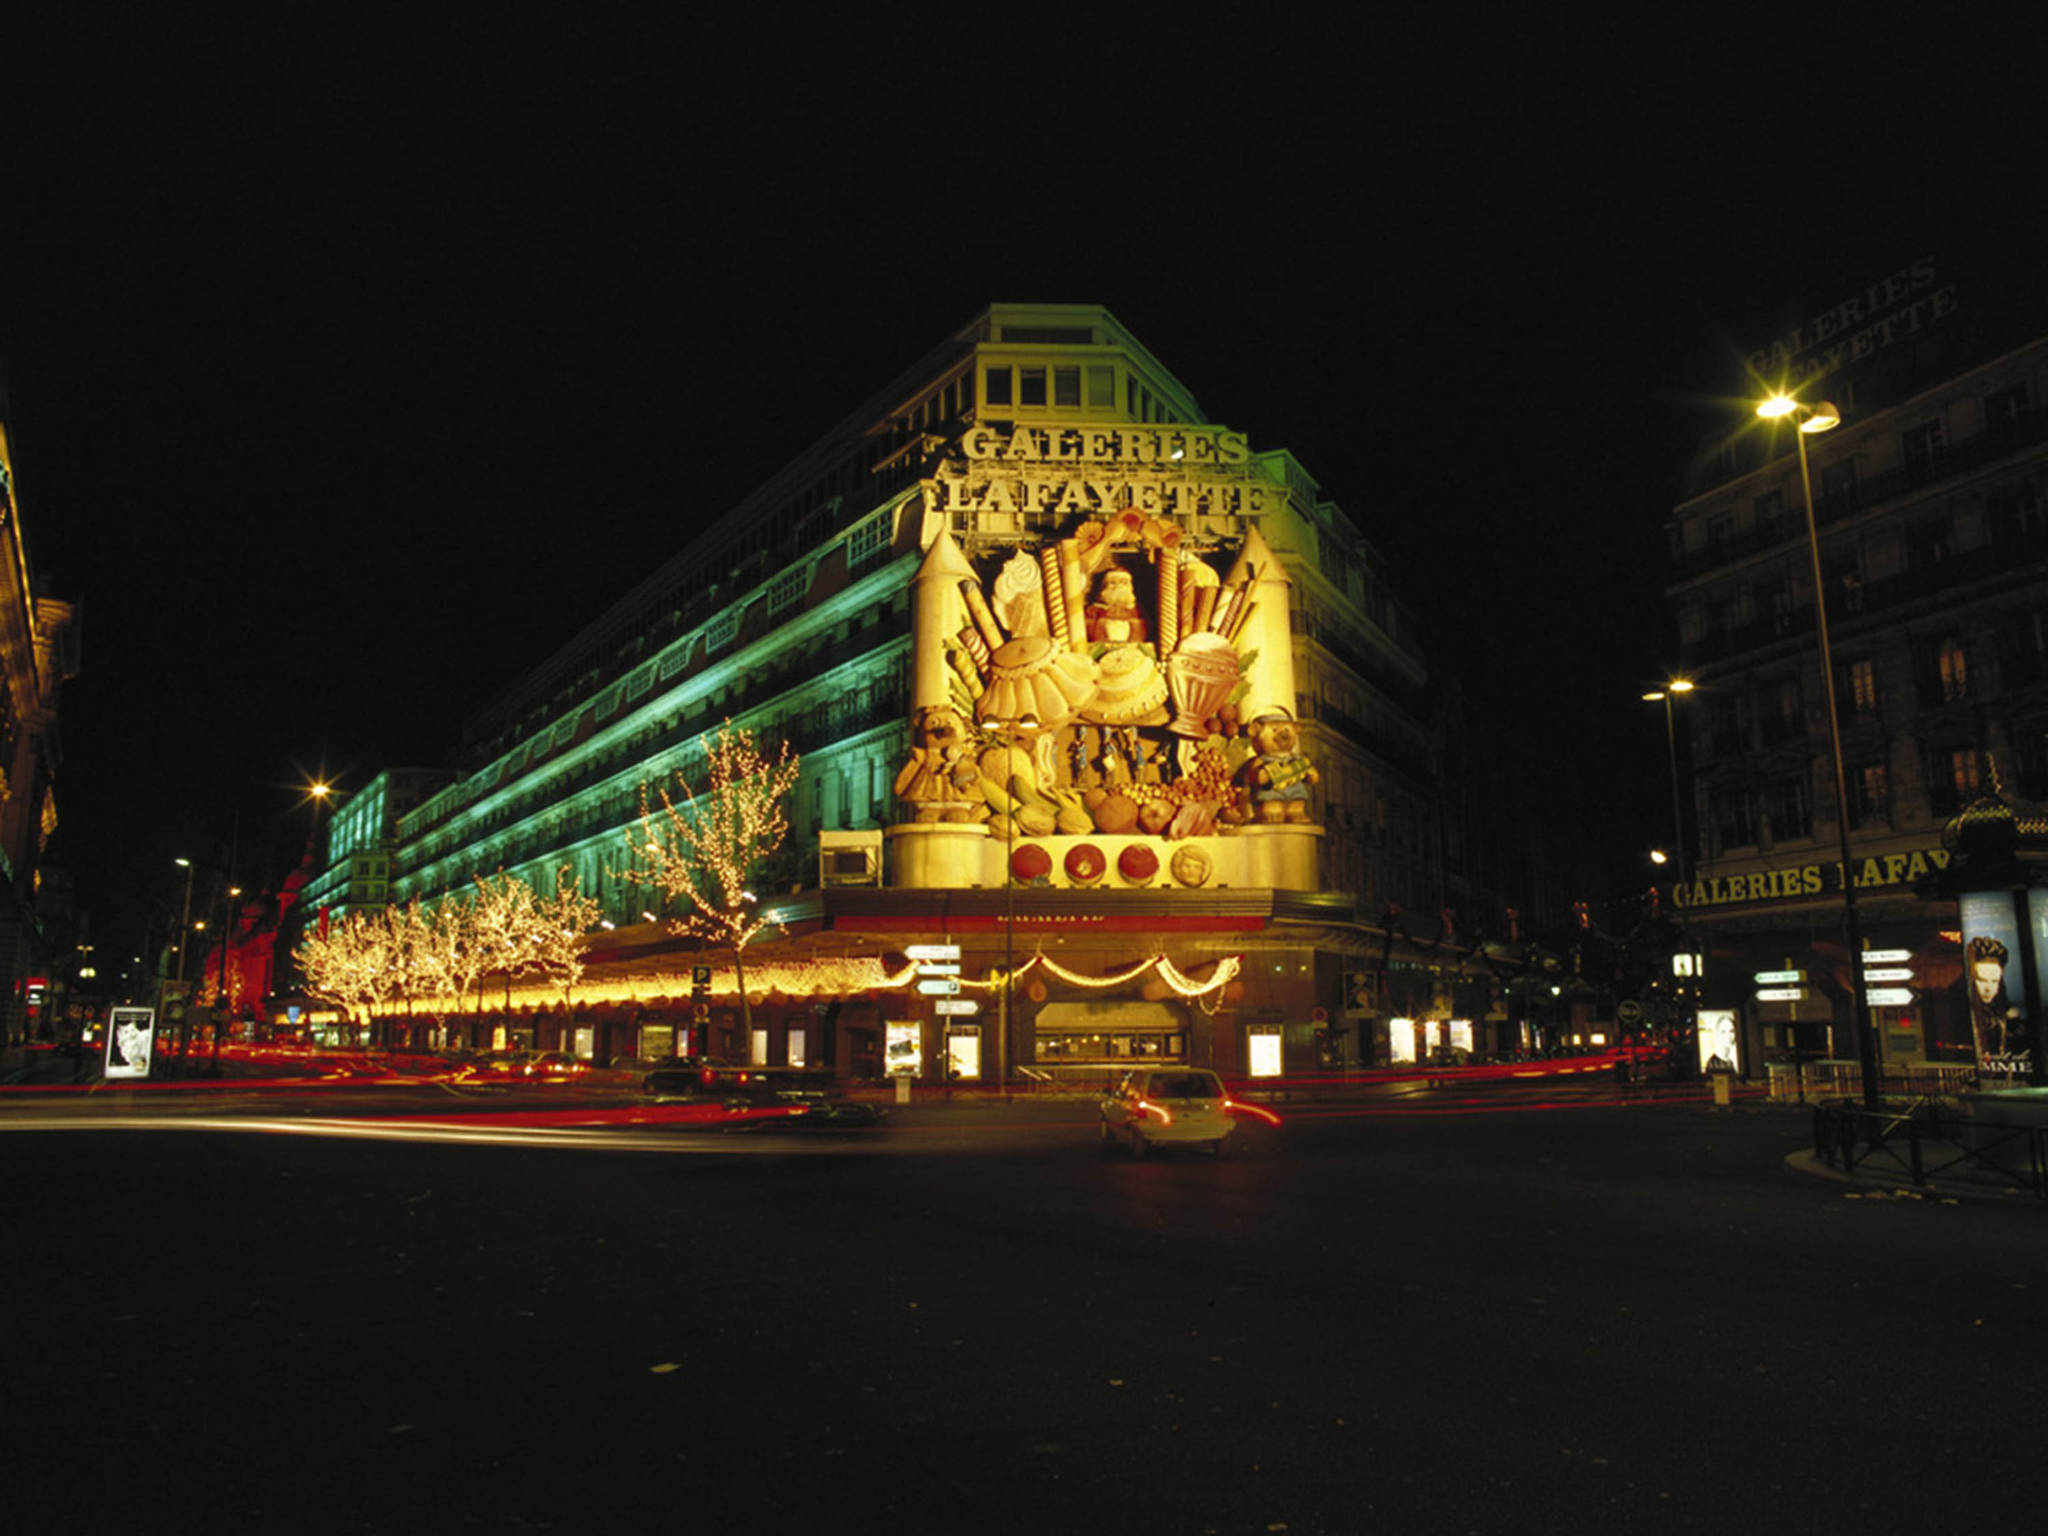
left=320, top=305, right=1562, bottom=1078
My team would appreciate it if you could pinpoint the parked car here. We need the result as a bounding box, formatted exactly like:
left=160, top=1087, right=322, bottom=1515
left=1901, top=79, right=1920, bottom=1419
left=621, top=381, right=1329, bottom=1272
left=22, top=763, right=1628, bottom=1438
left=1099, top=1067, right=1236, bottom=1157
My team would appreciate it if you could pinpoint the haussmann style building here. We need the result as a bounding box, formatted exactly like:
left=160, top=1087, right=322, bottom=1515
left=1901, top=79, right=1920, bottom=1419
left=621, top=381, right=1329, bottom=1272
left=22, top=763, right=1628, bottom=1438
left=1663, top=255, right=2048, bottom=1086
left=289, top=305, right=1576, bottom=1079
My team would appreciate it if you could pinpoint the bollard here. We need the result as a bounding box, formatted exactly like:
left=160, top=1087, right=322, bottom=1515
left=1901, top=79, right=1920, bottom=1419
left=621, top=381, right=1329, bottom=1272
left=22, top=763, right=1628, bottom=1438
left=894, top=1075, right=912, bottom=1106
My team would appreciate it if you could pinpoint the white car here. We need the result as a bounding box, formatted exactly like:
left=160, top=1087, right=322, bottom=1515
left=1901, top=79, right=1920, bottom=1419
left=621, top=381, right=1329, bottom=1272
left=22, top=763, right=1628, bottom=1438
left=1099, top=1067, right=1236, bottom=1157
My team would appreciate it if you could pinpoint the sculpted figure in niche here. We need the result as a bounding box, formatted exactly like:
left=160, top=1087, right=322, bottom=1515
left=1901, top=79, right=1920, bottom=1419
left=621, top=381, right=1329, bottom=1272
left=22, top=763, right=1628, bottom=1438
left=892, top=704, right=985, bottom=823
left=1236, top=707, right=1319, bottom=824
left=1084, top=568, right=1149, bottom=645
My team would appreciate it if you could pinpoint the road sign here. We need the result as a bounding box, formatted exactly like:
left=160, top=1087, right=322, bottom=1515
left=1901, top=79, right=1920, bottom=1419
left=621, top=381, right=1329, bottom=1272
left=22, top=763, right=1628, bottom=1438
left=906, top=943, right=962, bottom=962
left=933, top=999, right=981, bottom=1016
left=691, top=966, right=713, bottom=992
left=1862, top=967, right=1914, bottom=983
left=916, top=978, right=961, bottom=996
left=914, top=962, right=961, bottom=977
left=1755, top=987, right=1809, bottom=1002
left=1866, top=987, right=1915, bottom=1007
left=1754, top=969, right=1805, bottom=985
left=1863, top=949, right=1912, bottom=965
left=1617, top=999, right=1643, bottom=1025
left=693, top=1003, right=709, bottom=1023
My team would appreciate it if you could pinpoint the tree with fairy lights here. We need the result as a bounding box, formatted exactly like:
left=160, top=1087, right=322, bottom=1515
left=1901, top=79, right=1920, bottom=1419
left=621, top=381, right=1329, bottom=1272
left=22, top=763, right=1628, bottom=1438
left=532, top=866, right=604, bottom=1010
left=619, top=721, right=800, bottom=1037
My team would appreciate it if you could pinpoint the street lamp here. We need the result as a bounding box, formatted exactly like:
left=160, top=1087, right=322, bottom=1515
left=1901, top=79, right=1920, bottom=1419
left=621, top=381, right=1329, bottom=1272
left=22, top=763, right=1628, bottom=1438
left=173, top=857, right=195, bottom=983
left=1757, top=393, right=1879, bottom=1107
left=1641, top=678, right=1695, bottom=886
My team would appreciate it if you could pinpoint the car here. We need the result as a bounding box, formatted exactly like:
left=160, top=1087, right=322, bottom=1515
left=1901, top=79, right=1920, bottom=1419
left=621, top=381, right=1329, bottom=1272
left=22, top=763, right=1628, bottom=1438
left=1099, top=1067, right=1236, bottom=1157
left=642, top=1055, right=739, bottom=1097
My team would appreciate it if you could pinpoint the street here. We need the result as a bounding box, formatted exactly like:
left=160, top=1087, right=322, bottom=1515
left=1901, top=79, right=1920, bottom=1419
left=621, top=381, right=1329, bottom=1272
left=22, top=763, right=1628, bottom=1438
left=7, top=1087, right=2047, bottom=1534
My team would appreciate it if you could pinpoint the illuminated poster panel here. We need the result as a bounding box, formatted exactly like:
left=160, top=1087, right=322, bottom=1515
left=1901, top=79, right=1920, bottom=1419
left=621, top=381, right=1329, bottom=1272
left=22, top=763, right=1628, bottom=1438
left=1389, top=1017, right=1417, bottom=1065
left=1961, top=892, right=2032, bottom=1077
left=104, top=1006, right=155, bottom=1080
left=885, top=1021, right=922, bottom=1076
left=1247, top=1028, right=1283, bottom=1077
left=946, top=1031, right=980, bottom=1081
left=1697, top=1009, right=1739, bottom=1074
left=787, top=1028, right=807, bottom=1069
left=1448, top=1020, right=1473, bottom=1055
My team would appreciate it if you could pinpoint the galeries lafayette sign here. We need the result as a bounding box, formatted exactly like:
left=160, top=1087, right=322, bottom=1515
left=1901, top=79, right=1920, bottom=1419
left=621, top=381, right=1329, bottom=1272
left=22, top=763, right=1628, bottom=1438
left=1673, top=846, right=1950, bottom=910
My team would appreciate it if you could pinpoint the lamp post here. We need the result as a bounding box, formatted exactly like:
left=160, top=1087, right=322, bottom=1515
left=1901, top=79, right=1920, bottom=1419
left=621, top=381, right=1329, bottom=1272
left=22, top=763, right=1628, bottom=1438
left=1642, top=678, right=1695, bottom=886
left=173, top=857, right=195, bottom=983
left=1758, top=394, right=1880, bottom=1108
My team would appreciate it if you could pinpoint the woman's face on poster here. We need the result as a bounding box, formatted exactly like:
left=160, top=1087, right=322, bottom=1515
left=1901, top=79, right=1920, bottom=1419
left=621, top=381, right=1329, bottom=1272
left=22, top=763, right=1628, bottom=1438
left=1974, top=958, right=2005, bottom=1004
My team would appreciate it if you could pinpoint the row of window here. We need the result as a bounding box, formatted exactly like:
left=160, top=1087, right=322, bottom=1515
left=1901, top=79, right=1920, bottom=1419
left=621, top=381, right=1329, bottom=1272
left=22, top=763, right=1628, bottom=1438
left=981, top=362, right=1181, bottom=424
left=1706, top=745, right=1997, bottom=852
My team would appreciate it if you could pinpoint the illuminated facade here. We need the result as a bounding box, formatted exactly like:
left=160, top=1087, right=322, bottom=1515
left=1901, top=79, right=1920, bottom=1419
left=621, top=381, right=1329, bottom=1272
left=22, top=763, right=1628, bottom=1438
left=363, top=305, right=1552, bottom=1074
left=0, top=410, right=78, bottom=1045
left=1665, top=264, right=2048, bottom=1076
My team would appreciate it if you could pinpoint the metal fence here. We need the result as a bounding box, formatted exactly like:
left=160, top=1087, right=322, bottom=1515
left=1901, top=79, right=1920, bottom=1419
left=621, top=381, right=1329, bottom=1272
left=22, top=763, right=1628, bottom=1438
left=1812, top=1099, right=2048, bottom=1199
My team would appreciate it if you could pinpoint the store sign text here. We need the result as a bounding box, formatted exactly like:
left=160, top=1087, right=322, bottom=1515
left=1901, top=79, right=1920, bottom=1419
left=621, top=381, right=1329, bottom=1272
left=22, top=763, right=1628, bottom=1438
left=1744, top=256, right=1957, bottom=386
left=1673, top=847, right=1949, bottom=910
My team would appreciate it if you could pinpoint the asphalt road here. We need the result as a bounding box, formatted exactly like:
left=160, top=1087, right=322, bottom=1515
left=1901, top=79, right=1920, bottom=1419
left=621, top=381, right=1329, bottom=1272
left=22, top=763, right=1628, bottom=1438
left=7, top=1091, right=2047, bottom=1535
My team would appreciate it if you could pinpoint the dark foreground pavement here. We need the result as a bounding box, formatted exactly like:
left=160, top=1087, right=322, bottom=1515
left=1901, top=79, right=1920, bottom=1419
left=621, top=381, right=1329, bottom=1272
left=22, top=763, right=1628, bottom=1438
left=8, top=1095, right=2048, bottom=1535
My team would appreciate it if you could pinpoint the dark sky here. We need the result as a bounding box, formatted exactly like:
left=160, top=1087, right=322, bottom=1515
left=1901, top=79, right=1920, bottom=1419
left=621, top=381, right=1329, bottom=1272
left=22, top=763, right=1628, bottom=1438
left=3, top=4, right=2039, bottom=951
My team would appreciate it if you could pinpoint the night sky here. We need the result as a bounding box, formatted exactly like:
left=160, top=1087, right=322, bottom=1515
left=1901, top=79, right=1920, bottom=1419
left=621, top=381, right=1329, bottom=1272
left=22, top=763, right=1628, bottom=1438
left=4, top=5, right=2039, bottom=954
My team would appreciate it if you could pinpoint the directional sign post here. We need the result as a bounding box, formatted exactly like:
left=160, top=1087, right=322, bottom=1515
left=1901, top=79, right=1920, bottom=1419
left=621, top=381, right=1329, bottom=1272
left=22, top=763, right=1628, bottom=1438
left=916, top=978, right=961, bottom=997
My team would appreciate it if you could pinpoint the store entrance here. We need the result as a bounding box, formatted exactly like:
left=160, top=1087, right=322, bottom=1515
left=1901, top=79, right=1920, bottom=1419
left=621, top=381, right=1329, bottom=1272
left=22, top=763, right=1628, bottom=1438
left=1033, top=1000, right=1185, bottom=1067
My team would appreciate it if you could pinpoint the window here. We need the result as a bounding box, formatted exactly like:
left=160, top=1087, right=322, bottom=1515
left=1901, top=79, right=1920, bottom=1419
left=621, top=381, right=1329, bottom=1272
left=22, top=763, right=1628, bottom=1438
left=1019, top=367, right=1047, bottom=407
left=1722, top=584, right=1756, bottom=635
left=1849, top=658, right=1878, bottom=715
left=1819, top=460, right=1859, bottom=517
left=1760, top=676, right=1801, bottom=743
left=1707, top=514, right=1735, bottom=552
left=1053, top=367, right=1081, bottom=408
left=1765, top=776, right=1812, bottom=841
left=1936, top=637, right=1969, bottom=702
left=2018, top=732, right=2048, bottom=801
left=1950, top=748, right=1982, bottom=802
left=984, top=367, right=1012, bottom=407
left=1086, top=365, right=1115, bottom=408
left=705, top=609, right=740, bottom=653
left=1753, top=487, right=1784, bottom=529
left=767, top=564, right=809, bottom=616
left=847, top=512, right=889, bottom=569
left=1997, top=610, right=2048, bottom=688
left=1988, top=482, right=2043, bottom=545
left=1849, top=762, right=1889, bottom=830
left=1769, top=584, right=1797, bottom=637
left=1907, top=513, right=1953, bottom=569
left=1714, top=787, right=1757, bottom=851
left=1901, top=419, right=1946, bottom=480
left=1987, top=383, right=2032, bottom=443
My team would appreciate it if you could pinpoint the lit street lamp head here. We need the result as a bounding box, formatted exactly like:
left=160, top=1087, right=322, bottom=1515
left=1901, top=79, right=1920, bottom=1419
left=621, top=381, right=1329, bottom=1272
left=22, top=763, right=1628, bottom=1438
left=1757, top=395, right=1841, bottom=434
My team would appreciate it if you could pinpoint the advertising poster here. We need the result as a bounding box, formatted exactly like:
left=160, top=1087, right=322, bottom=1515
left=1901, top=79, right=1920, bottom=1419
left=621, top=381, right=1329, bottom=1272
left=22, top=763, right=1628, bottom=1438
left=884, top=1020, right=922, bottom=1076
left=1960, top=892, right=2033, bottom=1077
left=104, top=1006, right=156, bottom=1080
left=1697, top=1009, right=1740, bottom=1075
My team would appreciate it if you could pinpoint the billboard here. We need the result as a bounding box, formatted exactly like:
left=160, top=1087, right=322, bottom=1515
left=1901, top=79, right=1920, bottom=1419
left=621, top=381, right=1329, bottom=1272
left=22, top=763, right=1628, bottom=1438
left=1958, top=891, right=2038, bottom=1078
left=1697, top=1009, right=1740, bottom=1075
left=104, top=1006, right=156, bottom=1080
